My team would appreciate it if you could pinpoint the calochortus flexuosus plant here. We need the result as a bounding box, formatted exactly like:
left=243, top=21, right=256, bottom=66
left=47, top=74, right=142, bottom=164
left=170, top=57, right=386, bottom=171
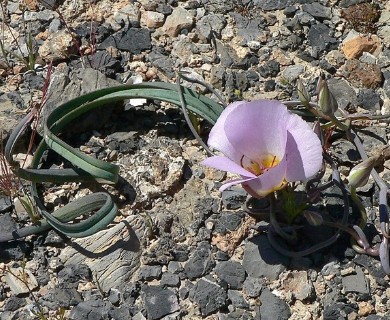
left=201, top=100, right=323, bottom=198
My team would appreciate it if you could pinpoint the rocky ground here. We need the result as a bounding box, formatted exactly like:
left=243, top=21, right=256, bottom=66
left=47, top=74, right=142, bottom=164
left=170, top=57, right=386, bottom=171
left=1, top=0, right=390, bottom=319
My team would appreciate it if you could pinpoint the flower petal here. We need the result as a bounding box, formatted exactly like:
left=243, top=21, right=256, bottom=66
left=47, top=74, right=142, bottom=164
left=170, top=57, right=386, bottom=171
left=201, top=156, right=256, bottom=177
left=285, top=113, right=323, bottom=181
left=224, top=100, right=289, bottom=161
left=207, top=101, right=244, bottom=163
left=219, top=177, right=258, bottom=192
left=242, top=156, right=288, bottom=198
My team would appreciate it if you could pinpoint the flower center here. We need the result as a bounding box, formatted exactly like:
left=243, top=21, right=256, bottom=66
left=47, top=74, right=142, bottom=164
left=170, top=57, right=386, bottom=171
left=241, top=154, right=280, bottom=176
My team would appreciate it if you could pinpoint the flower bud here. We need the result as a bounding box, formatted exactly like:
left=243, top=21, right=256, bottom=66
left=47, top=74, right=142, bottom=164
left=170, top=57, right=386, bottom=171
left=348, top=157, right=377, bottom=188
left=318, top=79, right=338, bottom=116
left=297, top=78, right=310, bottom=107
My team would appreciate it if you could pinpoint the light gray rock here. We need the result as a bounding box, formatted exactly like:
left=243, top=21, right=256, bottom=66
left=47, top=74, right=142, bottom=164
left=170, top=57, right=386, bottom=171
left=5, top=267, right=38, bottom=296
left=342, top=267, right=370, bottom=294
left=59, top=215, right=145, bottom=292
left=162, top=7, right=195, bottom=37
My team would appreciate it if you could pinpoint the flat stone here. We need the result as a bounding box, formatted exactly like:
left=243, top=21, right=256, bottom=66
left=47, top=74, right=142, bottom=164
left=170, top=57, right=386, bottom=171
left=160, top=272, right=180, bottom=287
left=189, top=278, right=227, bottom=316
left=5, top=267, right=38, bottom=296
left=342, top=267, right=369, bottom=294
left=215, top=260, right=246, bottom=289
left=258, top=289, right=291, bottom=320
left=342, top=35, right=382, bottom=59
left=99, top=28, right=151, bottom=53
left=142, top=285, right=180, bottom=320
left=68, top=299, right=112, bottom=320
left=253, top=0, right=289, bottom=11
left=138, top=265, right=162, bottom=281
left=378, top=26, right=390, bottom=48
left=302, top=3, right=332, bottom=20
left=281, top=271, right=315, bottom=301
left=59, top=216, right=145, bottom=292
left=162, top=7, right=194, bottom=37
left=242, top=235, right=289, bottom=281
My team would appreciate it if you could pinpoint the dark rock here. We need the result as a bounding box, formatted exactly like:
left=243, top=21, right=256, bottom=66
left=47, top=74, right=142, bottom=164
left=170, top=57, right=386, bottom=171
left=228, top=289, right=249, bottom=309
left=357, top=89, right=382, bottom=111
left=147, top=51, right=175, bottom=78
left=264, top=79, right=276, bottom=92
left=3, top=296, right=26, bottom=311
left=44, top=229, right=65, bottom=246
left=330, top=139, right=359, bottom=163
left=215, top=260, right=246, bottom=289
left=84, top=51, right=122, bottom=79
left=323, top=302, right=358, bottom=320
left=284, top=5, right=298, bottom=17
left=197, top=14, right=226, bottom=39
left=57, top=264, right=92, bottom=285
left=302, top=3, right=332, bottom=20
left=214, top=250, right=230, bottom=261
left=214, top=212, right=244, bottom=234
left=253, top=0, right=289, bottom=11
left=184, top=242, right=214, bottom=280
left=189, top=278, right=228, bottom=316
left=231, top=13, right=267, bottom=45
left=243, top=276, right=263, bottom=298
left=99, top=28, right=151, bottom=54
left=68, top=299, right=111, bottom=320
left=342, top=267, right=369, bottom=294
left=138, top=265, right=162, bottom=281
left=160, top=272, right=180, bottom=287
left=307, top=23, right=338, bottom=53
left=41, top=287, right=83, bottom=309
left=108, top=306, right=132, bottom=320
left=221, top=188, right=246, bottom=210
left=259, top=60, right=280, bottom=78
left=142, top=285, right=180, bottom=320
left=242, top=235, right=289, bottom=281
left=23, top=73, right=45, bottom=90
left=327, top=78, right=357, bottom=110
left=258, top=289, right=291, bottom=320
left=74, top=22, right=111, bottom=44
left=0, top=196, right=12, bottom=213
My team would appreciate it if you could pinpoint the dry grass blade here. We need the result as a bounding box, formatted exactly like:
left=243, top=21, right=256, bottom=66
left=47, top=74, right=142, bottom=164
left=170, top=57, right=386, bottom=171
left=0, top=132, right=17, bottom=196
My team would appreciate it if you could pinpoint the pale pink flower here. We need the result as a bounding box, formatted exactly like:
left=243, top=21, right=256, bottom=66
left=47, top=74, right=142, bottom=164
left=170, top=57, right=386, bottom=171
left=202, top=100, right=323, bottom=198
